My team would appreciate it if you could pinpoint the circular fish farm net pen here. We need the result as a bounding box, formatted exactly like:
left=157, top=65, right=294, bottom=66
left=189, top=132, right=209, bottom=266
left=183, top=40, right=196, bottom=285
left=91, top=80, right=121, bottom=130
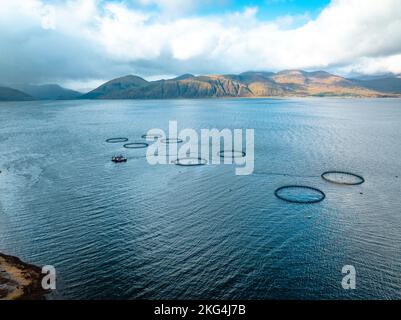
left=123, top=142, right=149, bottom=149
left=173, top=157, right=208, bottom=166
left=218, top=150, right=246, bottom=158
left=321, top=171, right=365, bottom=185
left=141, top=134, right=162, bottom=140
left=160, top=138, right=183, bottom=144
left=105, top=137, right=129, bottom=143
left=274, top=185, right=326, bottom=204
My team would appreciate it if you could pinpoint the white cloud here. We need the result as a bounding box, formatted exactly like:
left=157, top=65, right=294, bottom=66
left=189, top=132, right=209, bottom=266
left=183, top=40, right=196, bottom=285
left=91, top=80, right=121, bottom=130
left=338, top=54, right=401, bottom=75
left=0, top=0, right=401, bottom=87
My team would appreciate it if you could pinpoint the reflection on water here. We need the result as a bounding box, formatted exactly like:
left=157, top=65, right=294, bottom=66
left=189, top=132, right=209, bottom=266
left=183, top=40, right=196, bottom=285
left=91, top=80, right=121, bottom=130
left=0, top=98, right=401, bottom=299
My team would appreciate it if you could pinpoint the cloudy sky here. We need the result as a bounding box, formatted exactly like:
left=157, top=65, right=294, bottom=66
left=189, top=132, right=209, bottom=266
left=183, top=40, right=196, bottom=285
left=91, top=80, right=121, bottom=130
left=1, top=0, right=401, bottom=91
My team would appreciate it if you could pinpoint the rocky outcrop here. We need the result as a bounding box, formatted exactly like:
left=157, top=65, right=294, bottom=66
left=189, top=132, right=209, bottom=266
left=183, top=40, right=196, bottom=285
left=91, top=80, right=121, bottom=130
left=0, top=253, right=48, bottom=300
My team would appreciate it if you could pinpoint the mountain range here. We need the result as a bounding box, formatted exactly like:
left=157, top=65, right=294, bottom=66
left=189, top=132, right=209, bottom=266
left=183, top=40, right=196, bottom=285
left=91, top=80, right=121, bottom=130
left=1, top=70, right=401, bottom=101
left=13, top=84, right=81, bottom=100
left=0, top=87, right=34, bottom=101
left=0, top=84, right=81, bottom=101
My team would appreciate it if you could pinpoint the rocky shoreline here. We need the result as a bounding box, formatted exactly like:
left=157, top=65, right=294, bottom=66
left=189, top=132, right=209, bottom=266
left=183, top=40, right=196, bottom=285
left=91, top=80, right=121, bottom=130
left=0, top=252, right=48, bottom=300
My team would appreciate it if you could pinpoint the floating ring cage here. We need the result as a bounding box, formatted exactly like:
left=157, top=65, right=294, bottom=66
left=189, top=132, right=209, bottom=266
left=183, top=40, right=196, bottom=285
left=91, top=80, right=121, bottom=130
left=321, top=171, right=365, bottom=185
left=160, top=138, right=183, bottom=144
left=173, top=157, right=207, bottom=166
left=123, top=142, right=149, bottom=149
left=141, top=134, right=162, bottom=141
left=218, top=150, right=246, bottom=158
left=274, top=185, right=326, bottom=204
left=105, top=137, right=129, bottom=143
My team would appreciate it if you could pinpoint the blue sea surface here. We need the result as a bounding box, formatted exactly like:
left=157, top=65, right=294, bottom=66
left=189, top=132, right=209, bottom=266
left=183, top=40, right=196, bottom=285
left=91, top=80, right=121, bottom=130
left=0, top=98, right=401, bottom=299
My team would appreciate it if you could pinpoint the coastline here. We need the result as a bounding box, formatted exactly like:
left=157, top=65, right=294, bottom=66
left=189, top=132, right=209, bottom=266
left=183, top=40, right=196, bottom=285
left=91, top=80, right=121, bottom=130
left=0, top=252, right=48, bottom=300
left=1, top=95, right=401, bottom=103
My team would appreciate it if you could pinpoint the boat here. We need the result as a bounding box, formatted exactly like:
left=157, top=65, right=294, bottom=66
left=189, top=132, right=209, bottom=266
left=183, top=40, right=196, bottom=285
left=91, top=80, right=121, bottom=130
left=112, top=155, right=127, bottom=163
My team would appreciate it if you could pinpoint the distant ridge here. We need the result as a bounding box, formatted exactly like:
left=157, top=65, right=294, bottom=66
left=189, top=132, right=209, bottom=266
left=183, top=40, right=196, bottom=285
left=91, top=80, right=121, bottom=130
left=13, top=84, right=81, bottom=100
left=80, top=75, right=149, bottom=99
left=81, top=70, right=400, bottom=99
left=173, top=74, right=195, bottom=80
left=0, top=86, right=34, bottom=101
left=350, top=76, right=401, bottom=94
